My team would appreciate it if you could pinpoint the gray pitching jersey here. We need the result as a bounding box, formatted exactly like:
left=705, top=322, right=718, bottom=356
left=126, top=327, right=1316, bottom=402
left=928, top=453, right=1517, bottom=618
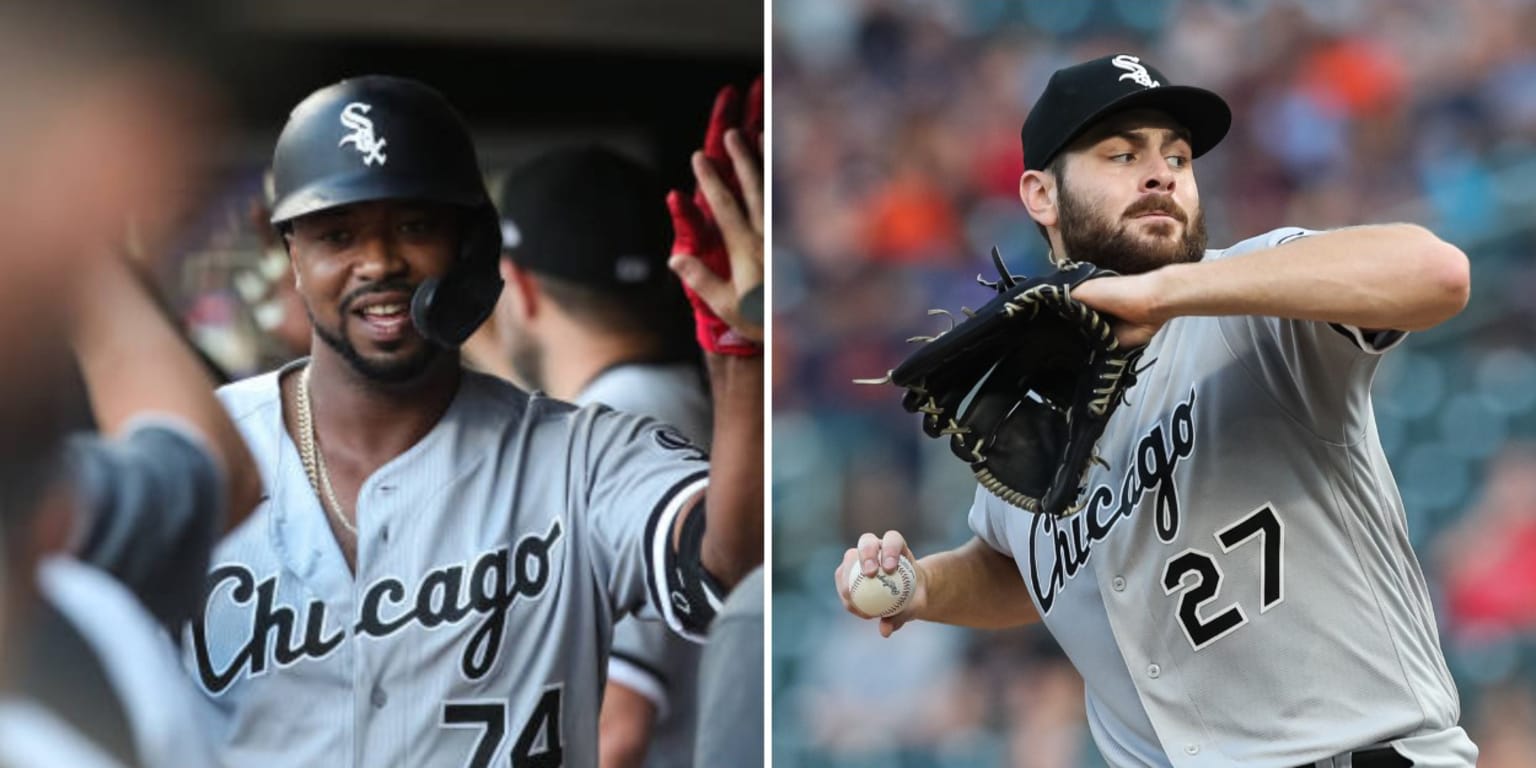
left=578, top=362, right=711, bottom=768
left=969, top=228, right=1477, bottom=767
left=185, top=361, right=711, bottom=768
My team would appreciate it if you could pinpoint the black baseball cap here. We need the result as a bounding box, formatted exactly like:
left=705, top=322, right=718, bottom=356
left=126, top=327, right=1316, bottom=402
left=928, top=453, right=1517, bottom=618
left=1022, top=54, right=1231, bottom=172
left=497, top=146, right=672, bottom=290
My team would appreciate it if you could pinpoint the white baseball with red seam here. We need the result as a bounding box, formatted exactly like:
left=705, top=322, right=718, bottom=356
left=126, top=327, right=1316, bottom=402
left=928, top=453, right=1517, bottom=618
left=846, top=555, right=916, bottom=617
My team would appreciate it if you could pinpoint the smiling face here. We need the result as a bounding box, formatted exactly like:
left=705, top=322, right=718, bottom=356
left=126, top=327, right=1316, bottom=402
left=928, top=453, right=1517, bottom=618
left=285, top=199, right=460, bottom=382
left=1026, top=109, right=1209, bottom=274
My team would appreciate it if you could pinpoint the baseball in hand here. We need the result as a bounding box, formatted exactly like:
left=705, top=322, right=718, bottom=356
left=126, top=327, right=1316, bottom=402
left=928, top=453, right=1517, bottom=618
left=847, top=556, right=916, bottom=617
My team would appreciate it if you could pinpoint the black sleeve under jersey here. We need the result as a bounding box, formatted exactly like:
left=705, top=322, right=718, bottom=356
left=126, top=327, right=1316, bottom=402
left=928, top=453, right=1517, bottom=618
left=67, top=424, right=222, bottom=633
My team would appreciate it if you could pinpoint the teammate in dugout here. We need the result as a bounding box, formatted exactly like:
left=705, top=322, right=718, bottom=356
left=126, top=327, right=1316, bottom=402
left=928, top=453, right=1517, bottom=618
left=465, top=146, right=711, bottom=768
left=836, top=54, right=1477, bottom=767
left=184, top=76, right=764, bottom=767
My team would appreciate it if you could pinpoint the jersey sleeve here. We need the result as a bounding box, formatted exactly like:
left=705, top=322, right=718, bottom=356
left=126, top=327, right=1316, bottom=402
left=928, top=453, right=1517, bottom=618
left=64, top=416, right=223, bottom=632
left=607, top=617, right=686, bottom=714
left=580, top=406, right=712, bottom=642
left=1211, top=227, right=1404, bottom=440
left=966, top=485, right=1014, bottom=555
left=1215, top=227, right=1408, bottom=354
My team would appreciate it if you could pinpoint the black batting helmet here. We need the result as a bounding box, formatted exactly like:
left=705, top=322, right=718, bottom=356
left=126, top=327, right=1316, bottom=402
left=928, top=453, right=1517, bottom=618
left=269, top=75, right=502, bottom=347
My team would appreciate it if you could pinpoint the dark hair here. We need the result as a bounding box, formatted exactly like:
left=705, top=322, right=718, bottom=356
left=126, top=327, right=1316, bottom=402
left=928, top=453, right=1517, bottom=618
left=536, top=273, right=699, bottom=364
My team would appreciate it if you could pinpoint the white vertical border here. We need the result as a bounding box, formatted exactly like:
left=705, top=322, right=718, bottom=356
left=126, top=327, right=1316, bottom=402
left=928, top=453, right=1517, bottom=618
left=760, top=0, right=774, bottom=764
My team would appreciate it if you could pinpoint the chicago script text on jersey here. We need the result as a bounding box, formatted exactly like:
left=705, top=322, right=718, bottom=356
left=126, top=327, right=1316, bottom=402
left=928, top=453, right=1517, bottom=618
left=1029, top=390, right=1196, bottom=614
left=191, top=519, right=564, bottom=694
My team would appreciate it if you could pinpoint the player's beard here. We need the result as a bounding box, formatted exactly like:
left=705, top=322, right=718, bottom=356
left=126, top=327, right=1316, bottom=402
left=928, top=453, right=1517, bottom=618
left=1056, top=180, right=1207, bottom=274
left=309, top=281, right=443, bottom=384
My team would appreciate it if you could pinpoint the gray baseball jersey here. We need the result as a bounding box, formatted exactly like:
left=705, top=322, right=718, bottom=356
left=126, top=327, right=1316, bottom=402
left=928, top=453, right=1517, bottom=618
left=39, top=557, right=218, bottom=768
left=693, top=566, right=762, bottom=768
left=0, top=699, right=127, bottom=768
left=577, top=362, right=711, bottom=768
left=184, top=361, right=713, bottom=767
left=20, top=419, right=224, bottom=767
left=969, top=228, right=1477, bottom=767
left=578, top=363, right=711, bottom=453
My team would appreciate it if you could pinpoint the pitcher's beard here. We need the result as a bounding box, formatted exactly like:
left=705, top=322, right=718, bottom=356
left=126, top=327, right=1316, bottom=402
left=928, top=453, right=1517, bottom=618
left=1056, top=185, right=1208, bottom=275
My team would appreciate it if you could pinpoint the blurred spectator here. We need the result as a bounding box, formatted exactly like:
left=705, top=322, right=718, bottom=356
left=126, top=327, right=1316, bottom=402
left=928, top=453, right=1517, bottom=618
left=246, top=200, right=316, bottom=363
left=1440, top=445, right=1536, bottom=640
left=1467, top=682, right=1536, bottom=768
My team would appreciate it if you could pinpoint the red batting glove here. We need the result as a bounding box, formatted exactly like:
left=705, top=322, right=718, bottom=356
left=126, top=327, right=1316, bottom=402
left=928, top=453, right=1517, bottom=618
left=670, top=80, right=764, bottom=356
left=698, top=84, right=744, bottom=206
left=668, top=189, right=760, bottom=355
left=744, top=77, right=763, bottom=154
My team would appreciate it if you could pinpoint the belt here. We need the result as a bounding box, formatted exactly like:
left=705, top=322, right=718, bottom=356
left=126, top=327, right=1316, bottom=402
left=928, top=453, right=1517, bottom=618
left=1293, top=745, right=1412, bottom=768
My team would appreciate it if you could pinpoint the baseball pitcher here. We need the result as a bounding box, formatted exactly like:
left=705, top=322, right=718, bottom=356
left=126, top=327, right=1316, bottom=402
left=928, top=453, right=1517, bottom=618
left=839, top=54, right=1476, bottom=768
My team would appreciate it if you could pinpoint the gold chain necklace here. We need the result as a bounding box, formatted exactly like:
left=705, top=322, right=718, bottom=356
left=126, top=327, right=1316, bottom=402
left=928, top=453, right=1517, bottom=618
left=295, top=364, right=358, bottom=536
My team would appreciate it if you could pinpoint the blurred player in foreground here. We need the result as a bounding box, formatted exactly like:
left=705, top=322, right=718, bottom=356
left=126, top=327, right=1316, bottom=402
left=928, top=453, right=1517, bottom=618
left=0, top=3, right=259, bottom=767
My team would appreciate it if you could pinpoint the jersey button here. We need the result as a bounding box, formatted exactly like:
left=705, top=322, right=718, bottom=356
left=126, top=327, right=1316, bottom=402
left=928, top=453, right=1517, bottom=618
left=1111, top=576, right=1126, bottom=591
left=1147, top=664, right=1160, bottom=679
left=380, top=525, right=390, bottom=543
left=371, top=685, right=388, bottom=709
left=1184, top=744, right=1199, bottom=755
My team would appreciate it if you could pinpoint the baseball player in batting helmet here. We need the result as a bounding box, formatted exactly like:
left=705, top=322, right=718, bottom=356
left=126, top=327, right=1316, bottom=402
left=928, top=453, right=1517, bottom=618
left=182, top=76, right=764, bottom=767
left=837, top=53, right=1476, bottom=767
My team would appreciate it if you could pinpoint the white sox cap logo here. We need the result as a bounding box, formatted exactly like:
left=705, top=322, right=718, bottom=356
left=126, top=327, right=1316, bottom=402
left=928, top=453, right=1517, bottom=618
left=1112, top=54, right=1161, bottom=88
left=500, top=219, right=522, bottom=248
left=339, top=102, right=388, bottom=166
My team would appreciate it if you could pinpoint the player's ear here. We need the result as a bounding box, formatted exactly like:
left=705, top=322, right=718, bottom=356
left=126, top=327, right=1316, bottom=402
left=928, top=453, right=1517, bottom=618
left=1020, top=170, right=1058, bottom=230
left=288, top=238, right=303, bottom=290
left=500, top=259, right=539, bottom=321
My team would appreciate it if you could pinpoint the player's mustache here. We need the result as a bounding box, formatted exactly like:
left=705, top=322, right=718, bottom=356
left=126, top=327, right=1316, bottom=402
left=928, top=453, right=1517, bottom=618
left=1123, top=198, right=1186, bottom=224
left=339, top=280, right=417, bottom=315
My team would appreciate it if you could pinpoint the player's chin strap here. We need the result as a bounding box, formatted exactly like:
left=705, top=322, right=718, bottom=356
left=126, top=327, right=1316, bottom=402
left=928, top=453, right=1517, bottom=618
left=663, top=504, right=727, bottom=637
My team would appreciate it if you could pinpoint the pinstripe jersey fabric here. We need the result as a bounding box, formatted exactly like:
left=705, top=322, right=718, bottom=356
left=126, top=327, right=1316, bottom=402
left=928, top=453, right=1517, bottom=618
left=969, top=229, right=1477, bottom=767
left=184, top=361, right=710, bottom=767
left=578, top=362, right=712, bottom=768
